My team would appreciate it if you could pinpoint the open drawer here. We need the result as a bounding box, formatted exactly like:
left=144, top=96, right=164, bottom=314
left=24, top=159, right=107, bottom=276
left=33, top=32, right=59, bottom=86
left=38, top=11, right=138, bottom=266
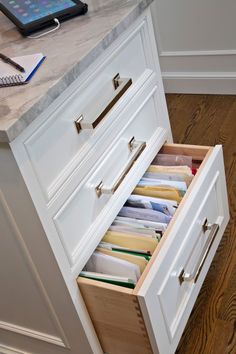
left=77, top=143, right=229, bottom=354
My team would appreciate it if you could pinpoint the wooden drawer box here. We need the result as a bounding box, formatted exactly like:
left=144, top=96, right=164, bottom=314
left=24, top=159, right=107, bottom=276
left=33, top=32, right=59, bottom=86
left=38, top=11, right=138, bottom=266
left=77, top=144, right=229, bottom=354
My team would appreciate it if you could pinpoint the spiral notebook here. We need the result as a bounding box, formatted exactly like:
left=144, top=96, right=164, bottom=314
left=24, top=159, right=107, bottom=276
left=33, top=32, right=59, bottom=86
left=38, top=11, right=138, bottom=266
left=0, top=53, right=46, bottom=87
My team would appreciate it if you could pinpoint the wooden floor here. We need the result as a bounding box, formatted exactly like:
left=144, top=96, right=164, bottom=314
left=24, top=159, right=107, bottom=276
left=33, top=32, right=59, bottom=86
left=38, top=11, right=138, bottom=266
left=166, top=94, right=236, bottom=354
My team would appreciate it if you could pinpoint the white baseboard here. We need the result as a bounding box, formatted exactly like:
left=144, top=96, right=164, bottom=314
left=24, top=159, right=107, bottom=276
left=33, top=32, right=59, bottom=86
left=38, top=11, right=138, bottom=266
left=151, top=0, right=236, bottom=94
left=158, top=50, right=236, bottom=94
left=162, top=72, right=236, bottom=94
left=159, top=49, right=236, bottom=57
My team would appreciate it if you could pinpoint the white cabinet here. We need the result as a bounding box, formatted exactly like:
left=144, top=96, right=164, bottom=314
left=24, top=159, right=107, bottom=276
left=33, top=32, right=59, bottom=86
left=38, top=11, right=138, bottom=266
left=0, top=7, right=229, bottom=354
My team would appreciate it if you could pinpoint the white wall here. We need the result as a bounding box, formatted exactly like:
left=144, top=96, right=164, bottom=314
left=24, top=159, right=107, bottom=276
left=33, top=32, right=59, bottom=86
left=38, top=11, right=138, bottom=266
left=151, top=0, right=236, bottom=94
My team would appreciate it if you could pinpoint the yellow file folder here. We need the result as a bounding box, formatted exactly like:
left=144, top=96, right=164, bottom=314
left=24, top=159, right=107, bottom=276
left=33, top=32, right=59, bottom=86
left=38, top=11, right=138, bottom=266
left=103, top=231, right=158, bottom=254
left=133, top=185, right=182, bottom=203
left=147, top=165, right=192, bottom=175
left=147, top=165, right=193, bottom=186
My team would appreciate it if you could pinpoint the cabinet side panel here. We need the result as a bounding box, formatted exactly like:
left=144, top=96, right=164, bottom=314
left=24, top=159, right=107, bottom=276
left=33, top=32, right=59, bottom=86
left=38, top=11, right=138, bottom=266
left=0, top=143, right=96, bottom=354
left=78, top=278, right=153, bottom=354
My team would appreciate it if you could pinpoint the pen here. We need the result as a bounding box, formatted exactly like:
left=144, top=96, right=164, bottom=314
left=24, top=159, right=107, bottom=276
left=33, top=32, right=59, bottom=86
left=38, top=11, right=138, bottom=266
left=0, top=53, right=25, bottom=73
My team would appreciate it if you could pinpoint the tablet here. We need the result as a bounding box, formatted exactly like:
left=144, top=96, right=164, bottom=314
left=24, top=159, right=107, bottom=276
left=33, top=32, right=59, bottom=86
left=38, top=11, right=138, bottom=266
left=0, top=0, right=88, bottom=35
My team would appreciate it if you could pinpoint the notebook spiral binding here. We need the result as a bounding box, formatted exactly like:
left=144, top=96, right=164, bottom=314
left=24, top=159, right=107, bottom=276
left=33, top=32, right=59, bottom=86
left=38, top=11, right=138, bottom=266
left=0, top=74, right=25, bottom=87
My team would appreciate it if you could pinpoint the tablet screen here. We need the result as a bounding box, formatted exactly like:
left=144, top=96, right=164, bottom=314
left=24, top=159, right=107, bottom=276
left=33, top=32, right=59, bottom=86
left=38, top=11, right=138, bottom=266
left=1, top=0, right=77, bottom=24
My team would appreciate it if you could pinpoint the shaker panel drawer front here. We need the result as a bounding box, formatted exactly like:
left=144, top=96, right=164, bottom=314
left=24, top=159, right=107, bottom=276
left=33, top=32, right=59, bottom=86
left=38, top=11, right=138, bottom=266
left=156, top=175, right=220, bottom=338
left=78, top=144, right=229, bottom=354
left=23, top=20, right=153, bottom=202
left=53, top=83, right=167, bottom=267
left=54, top=138, right=146, bottom=266
left=137, top=145, right=229, bottom=354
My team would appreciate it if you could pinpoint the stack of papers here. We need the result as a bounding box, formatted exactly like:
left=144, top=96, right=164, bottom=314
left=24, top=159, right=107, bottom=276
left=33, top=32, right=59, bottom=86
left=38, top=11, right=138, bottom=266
left=80, top=153, right=196, bottom=289
left=85, top=251, right=141, bottom=283
left=118, top=206, right=172, bottom=224
left=125, top=194, right=177, bottom=216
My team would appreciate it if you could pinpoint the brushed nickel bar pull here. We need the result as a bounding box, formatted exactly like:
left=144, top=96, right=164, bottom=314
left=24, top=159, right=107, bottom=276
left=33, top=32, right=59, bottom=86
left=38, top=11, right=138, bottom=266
left=75, top=74, right=132, bottom=134
left=179, top=220, right=220, bottom=285
left=95, top=137, right=146, bottom=198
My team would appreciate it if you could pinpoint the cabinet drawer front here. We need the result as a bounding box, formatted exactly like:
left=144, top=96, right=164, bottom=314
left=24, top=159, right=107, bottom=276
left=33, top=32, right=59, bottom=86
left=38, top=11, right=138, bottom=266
left=23, top=20, right=155, bottom=202
left=53, top=82, right=167, bottom=267
left=137, top=145, right=229, bottom=354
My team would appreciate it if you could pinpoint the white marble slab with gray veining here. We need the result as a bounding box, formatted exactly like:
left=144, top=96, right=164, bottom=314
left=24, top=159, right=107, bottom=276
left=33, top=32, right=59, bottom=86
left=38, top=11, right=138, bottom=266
left=0, top=0, right=153, bottom=143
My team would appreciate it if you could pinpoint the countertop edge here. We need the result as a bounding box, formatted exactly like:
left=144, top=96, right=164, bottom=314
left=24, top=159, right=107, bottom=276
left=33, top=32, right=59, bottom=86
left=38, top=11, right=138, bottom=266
left=2, top=0, right=153, bottom=144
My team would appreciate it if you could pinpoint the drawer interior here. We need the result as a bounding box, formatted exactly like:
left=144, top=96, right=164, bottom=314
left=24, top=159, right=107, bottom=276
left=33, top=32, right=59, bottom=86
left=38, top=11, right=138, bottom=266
left=77, top=143, right=211, bottom=354
left=134, top=144, right=211, bottom=292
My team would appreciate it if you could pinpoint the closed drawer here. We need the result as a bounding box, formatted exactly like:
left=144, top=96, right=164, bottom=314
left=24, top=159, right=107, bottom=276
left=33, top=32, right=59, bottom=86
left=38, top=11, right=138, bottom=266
left=77, top=143, right=229, bottom=354
left=53, top=77, right=168, bottom=267
left=22, top=19, right=157, bottom=202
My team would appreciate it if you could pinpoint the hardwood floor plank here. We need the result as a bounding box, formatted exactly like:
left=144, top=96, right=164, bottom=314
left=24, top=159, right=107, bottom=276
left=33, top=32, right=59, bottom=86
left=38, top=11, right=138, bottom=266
left=218, top=265, right=236, bottom=323
left=204, top=320, right=236, bottom=354
left=167, top=94, right=236, bottom=354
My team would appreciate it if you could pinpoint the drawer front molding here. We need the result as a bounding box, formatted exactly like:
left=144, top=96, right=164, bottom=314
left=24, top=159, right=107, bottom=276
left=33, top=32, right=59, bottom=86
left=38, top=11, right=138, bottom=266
left=157, top=172, right=220, bottom=341
left=0, top=344, right=31, bottom=354
left=0, top=321, right=66, bottom=348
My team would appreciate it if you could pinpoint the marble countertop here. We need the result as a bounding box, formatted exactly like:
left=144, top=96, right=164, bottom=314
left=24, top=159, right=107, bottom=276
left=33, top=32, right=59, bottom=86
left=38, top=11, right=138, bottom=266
left=0, top=0, right=153, bottom=143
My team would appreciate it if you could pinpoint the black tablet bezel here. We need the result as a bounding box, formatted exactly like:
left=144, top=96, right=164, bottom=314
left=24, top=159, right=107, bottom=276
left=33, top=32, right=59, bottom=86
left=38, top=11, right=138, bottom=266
left=0, top=0, right=87, bottom=35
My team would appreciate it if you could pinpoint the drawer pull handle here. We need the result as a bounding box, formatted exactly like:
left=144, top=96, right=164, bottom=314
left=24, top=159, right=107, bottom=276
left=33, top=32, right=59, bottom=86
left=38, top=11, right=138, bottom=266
left=95, top=137, right=146, bottom=197
left=75, top=74, right=132, bottom=134
left=179, top=221, right=220, bottom=285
